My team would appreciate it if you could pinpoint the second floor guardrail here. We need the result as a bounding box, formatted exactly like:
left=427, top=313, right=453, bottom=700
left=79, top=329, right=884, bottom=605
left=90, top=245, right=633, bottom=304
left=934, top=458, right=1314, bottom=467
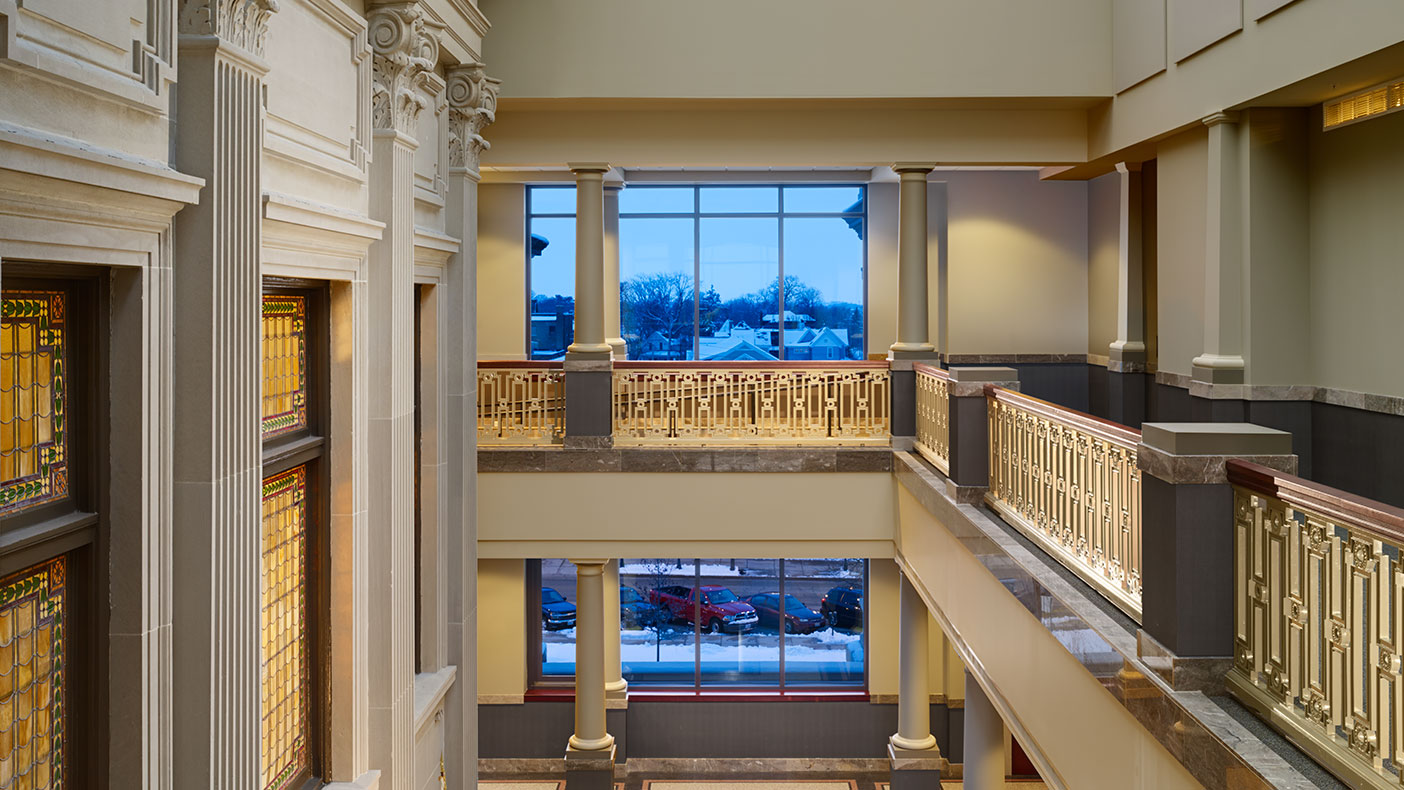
left=612, top=361, right=890, bottom=446
left=476, top=361, right=564, bottom=446
left=912, top=363, right=950, bottom=474
left=986, top=385, right=1143, bottom=620
left=1227, top=460, right=1404, bottom=790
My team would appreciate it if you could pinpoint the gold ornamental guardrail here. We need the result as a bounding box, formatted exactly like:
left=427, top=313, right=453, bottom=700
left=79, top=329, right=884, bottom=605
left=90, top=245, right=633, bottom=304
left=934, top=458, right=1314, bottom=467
left=1227, top=460, right=1404, bottom=790
left=476, top=361, right=564, bottom=446
left=912, top=363, right=950, bottom=475
left=612, top=361, right=890, bottom=446
left=985, top=386, right=1143, bottom=620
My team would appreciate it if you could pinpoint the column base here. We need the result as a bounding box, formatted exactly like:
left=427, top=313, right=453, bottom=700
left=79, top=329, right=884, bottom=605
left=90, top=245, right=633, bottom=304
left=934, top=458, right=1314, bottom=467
left=566, top=345, right=613, bottom=360
left=605, top=679, right=628, bottom=703
left=888, top=743, right=944, bottom=790
left=606, top=337, right=628, bottom=360
left=888, top=347, right=939, bottom=361
left=565, top=743, right=617, bottom=790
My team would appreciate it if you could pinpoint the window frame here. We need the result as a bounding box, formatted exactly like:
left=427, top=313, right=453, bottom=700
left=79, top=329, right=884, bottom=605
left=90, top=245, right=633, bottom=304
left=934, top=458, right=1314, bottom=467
left=260, top=280, right=332, bottom=790
left=524, top=183, right=869, bottom=361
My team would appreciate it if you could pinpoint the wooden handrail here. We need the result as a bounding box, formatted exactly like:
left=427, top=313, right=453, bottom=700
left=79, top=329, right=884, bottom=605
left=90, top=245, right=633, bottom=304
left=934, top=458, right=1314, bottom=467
left=615, top=360, right=887, bottom=370
left=1227, top=458, right=1404, bottom=545
left=984, top=383, right=1141, bottom=448
left=477, top=360, right=564, bottom=369
left=912, top=362, right=949, bottom=379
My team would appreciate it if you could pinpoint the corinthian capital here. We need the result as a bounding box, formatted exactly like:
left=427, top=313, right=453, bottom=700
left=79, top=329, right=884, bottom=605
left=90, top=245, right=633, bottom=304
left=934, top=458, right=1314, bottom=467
left=180, top=0, right=281, bottom=55
left=446, top=62, right=501, bottom=171
left=368, top=2, right=444, bottom=134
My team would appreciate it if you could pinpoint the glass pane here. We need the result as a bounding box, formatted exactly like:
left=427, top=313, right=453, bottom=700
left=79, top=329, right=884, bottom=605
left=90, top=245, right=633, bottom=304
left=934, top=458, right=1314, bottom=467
left=783, top=217, right=866, bottom=360
left=0, top=556, right=66, bottom=788
left=698, top=558, right=778, bottom=687
left=0, top=289, right=68, bottom=515
left=783, top=186, right=865, bottom=214
left=529, top=186, right=576, bottom=215
left=262, top=294, right=308, bottom=439
left=541, top=560, right=577, bottom=677
left=700, top=187, right=778, bottom=214
left=619, top=187, right=694, bottom=214
left=261, top=466, right=310, bottom=790
left=620, top=218, right=696, bottom=360
left=528, top=217, right=576, bottom=360
left=785, top=559, right=865, bottom=686
left=620, top=558, right=697, bottom=686
left=699, top=218, right=779, bottom=360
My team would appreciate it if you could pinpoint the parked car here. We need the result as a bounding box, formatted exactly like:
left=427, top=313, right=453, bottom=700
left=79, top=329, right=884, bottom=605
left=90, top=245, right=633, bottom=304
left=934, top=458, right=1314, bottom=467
left=541, top=587, right=576, bottom=630
left=745, top=592, right=825, bottom=633
left=819, top=586, right=863, bottom=629
left=648, top=584, right=758, bottom=633
left=620, top=585, right=665, bottom=628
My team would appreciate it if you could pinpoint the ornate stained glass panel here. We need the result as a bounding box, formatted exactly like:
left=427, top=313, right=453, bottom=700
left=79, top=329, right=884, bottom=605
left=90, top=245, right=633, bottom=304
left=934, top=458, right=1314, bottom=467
left=261, top=467, right=308, bottom=790
left=262, top=295, right=307, bottom=440
left=0, top=556, right=66, bottom=790
left=0, top=291, right=68, bottom=516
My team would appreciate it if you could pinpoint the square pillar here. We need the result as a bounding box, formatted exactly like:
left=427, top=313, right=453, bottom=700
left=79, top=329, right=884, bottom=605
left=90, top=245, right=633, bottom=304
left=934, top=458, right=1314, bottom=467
left=563, top=360, right=613, bottom=449
left=946, top=368, right=1019, bottom=501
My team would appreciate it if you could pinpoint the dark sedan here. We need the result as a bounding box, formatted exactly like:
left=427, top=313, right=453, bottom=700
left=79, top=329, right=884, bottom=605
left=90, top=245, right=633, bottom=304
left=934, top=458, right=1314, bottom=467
left=541, top=587, right=576, bottom=630
left=745, top=592, right=825, bottom=634
left=620, top=585, right=664, bottom=628
left=819, top=586, right=863, bottom=629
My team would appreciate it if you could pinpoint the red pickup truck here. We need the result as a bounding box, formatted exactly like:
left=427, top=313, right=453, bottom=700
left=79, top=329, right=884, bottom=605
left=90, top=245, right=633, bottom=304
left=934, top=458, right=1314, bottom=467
left=648, top=584, right=759, bottom=634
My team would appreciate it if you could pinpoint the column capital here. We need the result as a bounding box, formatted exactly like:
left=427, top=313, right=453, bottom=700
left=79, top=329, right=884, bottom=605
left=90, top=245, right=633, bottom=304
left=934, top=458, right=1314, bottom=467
left=1202, top=111, right=1241, bottom=128
left=1115, top=161, right=1143, bottom=174
left=892, top=162, right=937, bottom=176
left=368, top=2, right=444, bottom=135
left=569, top=559, right=610, bottom=573
left=569, top=162, right=611, bottom=176
left=603, top=179, right=625, bottom=192
left=445, top=61, right=500, bottom=172
left=179, top=0, right=280, bottom=56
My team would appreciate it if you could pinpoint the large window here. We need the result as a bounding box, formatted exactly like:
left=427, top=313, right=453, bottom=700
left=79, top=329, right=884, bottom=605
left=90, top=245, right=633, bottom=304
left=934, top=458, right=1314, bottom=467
left=526, top=184, right=867, bottom=361
left=532, top=558, right=866, bottom=690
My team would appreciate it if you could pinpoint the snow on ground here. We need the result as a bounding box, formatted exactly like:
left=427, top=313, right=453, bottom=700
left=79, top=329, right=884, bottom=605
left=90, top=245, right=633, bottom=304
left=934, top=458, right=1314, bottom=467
left=542, top=626, right=862, bottom=665
left=617, top=562, right=862, bottom=580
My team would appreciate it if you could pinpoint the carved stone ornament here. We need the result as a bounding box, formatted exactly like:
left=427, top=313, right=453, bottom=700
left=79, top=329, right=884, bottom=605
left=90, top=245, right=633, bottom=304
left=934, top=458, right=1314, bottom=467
left=368, top=2, right=443, bottom=133
left=180, top=0, right=280, bottom=55
left=446, top=62, right=501, bottom=170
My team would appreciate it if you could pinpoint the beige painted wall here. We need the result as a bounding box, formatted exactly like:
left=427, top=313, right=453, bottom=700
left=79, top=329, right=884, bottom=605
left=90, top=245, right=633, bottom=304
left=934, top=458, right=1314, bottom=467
left=1087, top=172, right=1121, bottom=356
left=946, top=171, right=1089, bottom=355
left=477, top=183, right=527, bottom=359
left=1309, top=108, right=1404, bottom=397
left=1154, top=127, right=1208, bottom=377
left=478, top=558, right=528, bottom=697
left=480, top=0, right=1109, bottom=100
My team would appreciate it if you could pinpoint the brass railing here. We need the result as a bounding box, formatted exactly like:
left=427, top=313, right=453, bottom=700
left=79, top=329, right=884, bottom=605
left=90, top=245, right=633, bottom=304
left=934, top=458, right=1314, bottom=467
left=612, top=361, right=890, bottom=446
left=1227, top=461, right=1404, bottom=790
left=913, top=363, right=950, bottom=474
left=985, top=386, right=1143, bottom=620
left=476, top=361, right=564, bottom=446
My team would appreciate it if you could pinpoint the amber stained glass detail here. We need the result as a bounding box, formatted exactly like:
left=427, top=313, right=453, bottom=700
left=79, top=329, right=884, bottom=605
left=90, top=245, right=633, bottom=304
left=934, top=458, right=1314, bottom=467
left=0, top=292, right=68, bottom=516
left=0, top=557, right=66, bottom=790
left=262, top=295, right=307, bottom=439
left=261, top=467, right=309, bottom=790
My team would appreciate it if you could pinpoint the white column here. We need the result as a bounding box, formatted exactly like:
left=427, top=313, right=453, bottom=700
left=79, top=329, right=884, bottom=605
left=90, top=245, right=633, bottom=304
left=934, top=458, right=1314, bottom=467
left=1192, top=112, right=1246, bottom=384
left=1109, top=161, right=1146, bottom=372
left=567, top=163, right=613, bottom=359
left=891, top=571, right=937, bottom=752
left=569, top=560, right=616, bottom=751
left=964, top=670, right=1005, bottom=790
left=603, top=559, right=627, bottom=699
left=366, top=5, right=443, bottom=789
left=171, top=4, right=275, bottom=787
left=890, top=163, right=937, bottom=358
left=603, top=181, right=627, bottom=359
left=443, top=61, right=498, bottom=790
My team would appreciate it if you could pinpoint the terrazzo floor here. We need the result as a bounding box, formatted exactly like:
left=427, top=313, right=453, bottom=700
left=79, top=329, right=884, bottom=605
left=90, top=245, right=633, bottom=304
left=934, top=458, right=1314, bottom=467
left=478, top=779, right=1047, bottom=789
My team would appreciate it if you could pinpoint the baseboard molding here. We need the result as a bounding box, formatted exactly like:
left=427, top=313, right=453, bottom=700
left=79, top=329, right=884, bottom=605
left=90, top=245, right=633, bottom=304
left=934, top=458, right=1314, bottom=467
left=480, top=757, right=966, bottom=777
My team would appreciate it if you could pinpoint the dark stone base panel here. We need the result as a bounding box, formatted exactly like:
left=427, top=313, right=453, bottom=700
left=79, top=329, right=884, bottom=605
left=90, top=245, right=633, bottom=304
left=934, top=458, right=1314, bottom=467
left=1312, top=400, right=1404, bottom=509
left=1004, top=363, right=1090, bottom=414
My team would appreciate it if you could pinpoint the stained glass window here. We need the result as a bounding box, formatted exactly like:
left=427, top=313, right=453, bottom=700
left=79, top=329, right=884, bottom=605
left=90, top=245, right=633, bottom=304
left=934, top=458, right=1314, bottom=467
left=0, top=556, right=66, bottom=789
left=0, top=291, right=68, bottom=516
left=261, top=467, right=308, bottom=790
left=262, top=295, right=307, bottom=439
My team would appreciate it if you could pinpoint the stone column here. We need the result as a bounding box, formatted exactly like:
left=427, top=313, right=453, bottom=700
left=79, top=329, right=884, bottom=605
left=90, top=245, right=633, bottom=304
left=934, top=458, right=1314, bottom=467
left=567, top=560, right=616, bottom=790
left=563, top=164, right=614, bottom=447
left=603, top=559, right=628, bottom=700
left=1137, top=423, right=1295, bottom=667
left=1192, top=113, right=1245, bottom=386
left=890, top=163, right=938, bottom=358
left=366, top=5, right=442, bottom=790
left=603, top=180, right=627, bottom=360
left=963, top=671, right=1005, bottom=790
left=889, top=570, right=942, bottom=789
left=171, top=3, right=276, bottom=787
left=945, top=368, right=1020, bottom=502
left=1108, top=162, right=1147, bottom=426
left=443, top=61, right=498, bottom=790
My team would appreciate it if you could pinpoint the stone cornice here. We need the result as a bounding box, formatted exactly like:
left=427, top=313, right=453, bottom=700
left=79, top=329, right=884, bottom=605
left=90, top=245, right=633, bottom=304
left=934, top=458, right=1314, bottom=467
left=368, top=2, right=444, bottom=134
left=179, top=0, right=280, bottom=56
left=445, top=61, right=499, bottom=172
